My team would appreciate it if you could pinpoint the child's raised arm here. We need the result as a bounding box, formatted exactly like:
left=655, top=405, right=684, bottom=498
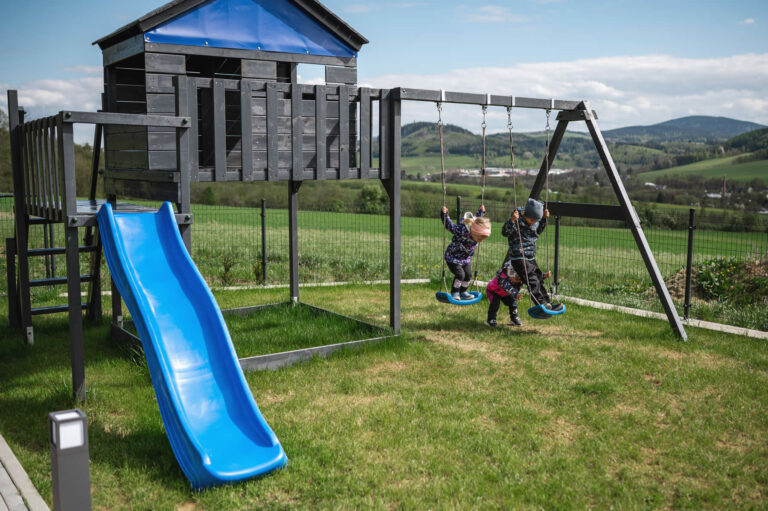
left=501, top=209, right=520, bottom=238
left=440, top=207, right=462, bottom=235
left=536, top=209, right=550, bottom=234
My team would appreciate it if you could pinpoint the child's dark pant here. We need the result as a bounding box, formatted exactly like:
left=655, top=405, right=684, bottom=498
left=446, top=261, right=472, bottom=293
left=510, top=258, right=550, bottom=305
left=487, top=291, right=518, bottom=322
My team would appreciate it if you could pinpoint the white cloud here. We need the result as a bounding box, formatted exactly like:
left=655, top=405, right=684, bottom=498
left=3, top=53, right=767, bottom=144
left=459, top=5, right=526, bottom=23
left=62, top=65, right=103, bottom=75
left=1, top=77, right=102, bottom=114
left=740, top=18, right=756, bottom=25
left=344, top=3, right=374, bottom=13
left=0, top=76, right=103, bottom=142
left=363, top=53, right=768, bottom=133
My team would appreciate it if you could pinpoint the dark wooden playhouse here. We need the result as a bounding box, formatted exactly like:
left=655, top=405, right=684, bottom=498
left=95, top=0, right=374, bottom=201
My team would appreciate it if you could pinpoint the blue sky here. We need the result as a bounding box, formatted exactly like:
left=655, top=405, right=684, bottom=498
left=1, top=0, right=767, bottom=136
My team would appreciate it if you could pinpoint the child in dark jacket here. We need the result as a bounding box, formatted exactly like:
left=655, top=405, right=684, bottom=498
left=501, top=198, right=562, bottom=311
left=440, top=205, right=490, bottom=300
left=485, top=261, right=523, bottom=327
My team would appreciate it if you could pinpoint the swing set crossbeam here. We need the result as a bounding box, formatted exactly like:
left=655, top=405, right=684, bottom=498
left=393, top=87, right=582, bottom=111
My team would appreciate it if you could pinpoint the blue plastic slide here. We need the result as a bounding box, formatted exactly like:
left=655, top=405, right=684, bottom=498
left=97, top=202, right=286, bottom=489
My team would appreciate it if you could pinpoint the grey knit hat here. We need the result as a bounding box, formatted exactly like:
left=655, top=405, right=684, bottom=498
left=524, top=198, right=544, bottom=221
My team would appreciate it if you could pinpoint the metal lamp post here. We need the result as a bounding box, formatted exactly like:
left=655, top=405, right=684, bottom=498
left=49, top=409, right=91, bottom=511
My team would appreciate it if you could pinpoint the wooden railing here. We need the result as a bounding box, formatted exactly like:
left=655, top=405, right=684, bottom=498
left=20, top=115, right=65, bottom=221
left=17, top=110, right=191, bottom=223
left=185, top=79, right=383, bottom=182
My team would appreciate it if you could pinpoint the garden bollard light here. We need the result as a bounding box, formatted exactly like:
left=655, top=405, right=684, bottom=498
left=49, top=409, right=91, bottom=511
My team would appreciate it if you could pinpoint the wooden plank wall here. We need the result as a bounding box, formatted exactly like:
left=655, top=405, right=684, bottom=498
left=145, top=52, right=186, bottom=171
left=104, top=51, right=363, bottom=181
left=104, top=54, right=149, bottom=170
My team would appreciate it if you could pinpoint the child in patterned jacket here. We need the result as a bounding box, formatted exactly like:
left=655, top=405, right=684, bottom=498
left=485, top=260, right=524, bottom=327
left=501, top=198, right=563, bottom=312
left=440, top=205, right=491, bottom=300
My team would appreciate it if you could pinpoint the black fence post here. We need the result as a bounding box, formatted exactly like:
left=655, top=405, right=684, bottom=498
left=553, top=216, right=561, bottom=296
left=684, top=208, right=696, bottom=320
left=261, top=199, right=267, bottom=285
left=6, top=237, right=19, bottom=328
left=456, top=196, right=461, bottom=221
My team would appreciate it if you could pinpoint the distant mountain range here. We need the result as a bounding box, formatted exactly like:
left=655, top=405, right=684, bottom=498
left=602, top=116, right=766, bottom=144
left=394, top=116, right=768, bottom=176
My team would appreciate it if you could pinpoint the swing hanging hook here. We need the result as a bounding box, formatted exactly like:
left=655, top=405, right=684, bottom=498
left=436, top=101, right=443, bottom=126
left=481, top=105, right=487, bottom=130
left=545, top=109, right=551, bottom=131
left=506, top=106, right=513, bottom=129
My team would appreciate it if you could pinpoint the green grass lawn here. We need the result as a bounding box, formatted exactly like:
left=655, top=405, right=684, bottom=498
left=1, top=283, right=767, bottom=509
left=639, top=153, right=768, bottom=181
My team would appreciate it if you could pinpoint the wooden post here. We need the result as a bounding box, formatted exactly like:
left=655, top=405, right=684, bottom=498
left=6, top=91, right=33, bottom=342
left=530, top=119, right=569, bottom=201
left=379, top=89, right=401, bottom=333
left=288, top=181, right=301, bottom=303
left=175, top=76, right=192, bottom=250
left=58, top=115, right=87, bottom=400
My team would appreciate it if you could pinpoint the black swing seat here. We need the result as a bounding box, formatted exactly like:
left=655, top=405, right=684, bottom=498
left=528, top=303, right=566, bottom=319
left=435, top=291, right=483, bottom=305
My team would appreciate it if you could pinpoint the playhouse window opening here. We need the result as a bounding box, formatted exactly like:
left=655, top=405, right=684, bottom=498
left=112, top=54, right=146, bottom=114
left=185, top=55, right=242, bottom=78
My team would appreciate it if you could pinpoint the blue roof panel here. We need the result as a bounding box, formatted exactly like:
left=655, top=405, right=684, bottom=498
left=145, top=0, right=356, bottom=58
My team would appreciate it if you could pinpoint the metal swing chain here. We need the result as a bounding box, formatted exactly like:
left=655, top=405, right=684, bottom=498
left=544, top=109, right=552, bottom=293
left=437, top=101, right=449, bottom=293
left=507, top=107, right=516, bottom=209
left=472, top=105, right=488, bottom=293
left=509, top=107, right=539, bottom=306
left=480, top=105, right=488, bottom=205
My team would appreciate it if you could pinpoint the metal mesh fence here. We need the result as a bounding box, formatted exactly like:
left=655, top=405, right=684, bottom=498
left=1, top=193, right=766, bottom=330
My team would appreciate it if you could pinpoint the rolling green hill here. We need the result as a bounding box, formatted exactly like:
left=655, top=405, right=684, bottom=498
left=603, top=116, right=765, bottom=144
left=638, top=153, right=768, bottom=181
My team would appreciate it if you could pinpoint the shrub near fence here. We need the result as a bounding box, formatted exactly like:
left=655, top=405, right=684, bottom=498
left=0, top=193, right=766, bottom=330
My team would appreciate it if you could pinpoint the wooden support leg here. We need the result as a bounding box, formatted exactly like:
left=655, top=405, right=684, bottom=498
left=107, top=194, right=122, bottom=329
left=379, top=90, right=402, bottom=334
left=582, top=103, right=687, bottom=341
left=87, top=228, right=102, bottom=322
left=529, top=119, right=569, bottom=201
left=65, top=225, right=86, bottom=401
left=288, top=181, right=301, bottom=304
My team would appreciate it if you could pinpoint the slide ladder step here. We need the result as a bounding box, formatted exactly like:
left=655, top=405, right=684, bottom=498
left=30, top=275, right=94, bottom=287
left=28, top=246, right=98, bottom=256
left=31, top=302, right=89, bottom=316
left=28, top=217, right=57, bottom=225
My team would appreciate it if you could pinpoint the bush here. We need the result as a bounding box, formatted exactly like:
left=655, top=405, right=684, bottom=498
left=358, top=184, right=388, bottom=215
left=221, top=251, right=238, bottom=284
left=694, top=258, right=768, bottom=305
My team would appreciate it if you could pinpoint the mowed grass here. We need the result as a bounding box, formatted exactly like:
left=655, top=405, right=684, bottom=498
left=639, top=153, right=768, bottom=181
left=1, top=283, right=768, bottom=509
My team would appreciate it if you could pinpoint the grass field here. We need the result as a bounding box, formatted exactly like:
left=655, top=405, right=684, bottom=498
left=5, top=200, right=767, bottom=330
left=1, top=284, right=767, bottom=509
left=639, top=153, right=768, bottom=181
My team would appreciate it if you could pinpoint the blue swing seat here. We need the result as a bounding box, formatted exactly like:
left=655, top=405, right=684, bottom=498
left=435, top=291, right=483, bottom=306
left=528, top=303, right=567, bottom=319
